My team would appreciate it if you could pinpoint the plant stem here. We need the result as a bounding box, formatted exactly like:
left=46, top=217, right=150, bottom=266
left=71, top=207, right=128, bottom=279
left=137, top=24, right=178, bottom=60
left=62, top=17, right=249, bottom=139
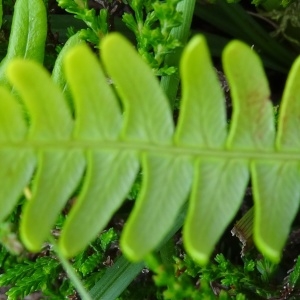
left=89, top=202, right=188, bottom=299
left=231, top=207, right=254, bottom=256
left=160, top=0, right=196, bottom=108
left=89, top=255, right=144, bottom=300
left=49, top=237, right=92, bottom=300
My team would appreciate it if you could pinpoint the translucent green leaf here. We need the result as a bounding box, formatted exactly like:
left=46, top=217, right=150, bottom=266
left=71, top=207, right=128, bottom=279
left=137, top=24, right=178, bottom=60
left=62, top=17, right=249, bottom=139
left=121, top=153, right=193, bottom=261
left=7, top=60, right=73, bottom=141
left=64, top=43, right=122, bottom=140
left=184, top=158, right=248, bottom=265
left=21, top=150, right=85, bottom=251
left=60, top=150, right=139, bottom=257
left=175, top=35, right=227, bottom=148
left=252, top=161, right=300, bottom=263
left=223, top=41, right=275, bottom=150
left=276, top=57, right=300, bottom=150
left=101, top=33, right=174, bottom=144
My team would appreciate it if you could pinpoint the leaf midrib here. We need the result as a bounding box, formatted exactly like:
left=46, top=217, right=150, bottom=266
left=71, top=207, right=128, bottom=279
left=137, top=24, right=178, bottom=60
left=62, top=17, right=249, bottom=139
left=1, top=141, right=299, bottom=161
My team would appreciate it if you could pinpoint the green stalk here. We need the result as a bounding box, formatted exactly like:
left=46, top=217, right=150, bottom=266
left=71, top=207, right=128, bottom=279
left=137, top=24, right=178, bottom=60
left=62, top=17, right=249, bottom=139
left=160, top=0, right=196, bottom=108
left=49, top=237, right=92, bottom=300
left=89, top=255, right=144, bottom=300
left=89, top=202, right=188, bottom=299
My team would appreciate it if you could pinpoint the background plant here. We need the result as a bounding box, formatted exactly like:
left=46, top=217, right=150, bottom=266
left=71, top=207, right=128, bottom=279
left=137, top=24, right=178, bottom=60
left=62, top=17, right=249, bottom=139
left=57, top=0, right=185, bottom=75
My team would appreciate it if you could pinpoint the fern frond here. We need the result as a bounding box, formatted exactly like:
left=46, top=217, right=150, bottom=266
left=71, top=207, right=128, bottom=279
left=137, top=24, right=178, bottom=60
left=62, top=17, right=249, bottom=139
left=2, top=33, right=300, bottom=265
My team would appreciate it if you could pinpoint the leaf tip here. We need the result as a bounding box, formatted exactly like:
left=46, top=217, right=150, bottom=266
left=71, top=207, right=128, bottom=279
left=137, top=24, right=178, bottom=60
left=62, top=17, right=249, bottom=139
left=64, top=43, right=89, bottom=60
left=57, top=240, right=73, bottom=259
left=101, top=32, right=128, bottom=52
left=6, top=58, right=27, bottom=81
left=120, top=235, right=144, bottom=263
left=254, top=236, right=281, bottom=264
left=185, top=34, right=207, bottom=50
left=223, top=40, right=248, bottom=57
left=6, top=59, right=48, bottom=89
left=180, top=34, right=209, bottom=66
left=186, top=247, right=210, bottom=266
left=222, top=40, right=263, bottom=72
left=183, top=229, right=210, bottom=266
left=20, top=224, right=42, bottom=254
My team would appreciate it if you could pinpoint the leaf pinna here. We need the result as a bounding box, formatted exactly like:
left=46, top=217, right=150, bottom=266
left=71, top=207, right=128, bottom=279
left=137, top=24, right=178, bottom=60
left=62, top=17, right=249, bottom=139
left=3, top=33, right=300, bottom=265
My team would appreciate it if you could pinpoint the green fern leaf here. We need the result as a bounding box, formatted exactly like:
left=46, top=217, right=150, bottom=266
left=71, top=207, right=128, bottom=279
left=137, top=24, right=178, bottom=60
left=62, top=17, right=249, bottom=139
left=3, top=33, right=300, bottom=265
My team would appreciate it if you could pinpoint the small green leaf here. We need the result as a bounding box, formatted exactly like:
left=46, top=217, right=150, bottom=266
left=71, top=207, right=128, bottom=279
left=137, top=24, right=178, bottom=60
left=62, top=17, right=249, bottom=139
left=276, top=56, right=300, bottom=150
left=7, top=60, right=73, bottom=141
left=223, top=40, right=275, bottom=150
left=21, top=150, right=85, bottom=252
left=176, top=35, right=227, bottom=148
left=64, top=43, right=122, bottom=140
left=252, top=161, right=300, bottom=262
left=184, top=158, right=248, bottom=265
left=121, top=153, right=193, bottom=261
left=59, top=150, right=139, bottom=257
left=101, top=33, right=174, bottom=144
